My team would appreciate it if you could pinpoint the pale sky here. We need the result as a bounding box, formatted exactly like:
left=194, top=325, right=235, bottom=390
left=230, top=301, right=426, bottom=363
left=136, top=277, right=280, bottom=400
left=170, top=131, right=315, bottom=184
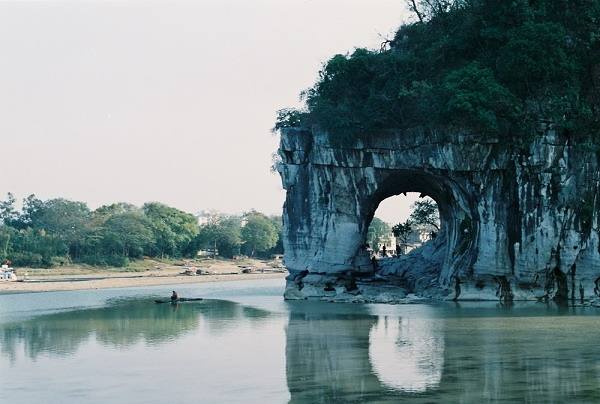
left=0, top=0, right=411, bottom=221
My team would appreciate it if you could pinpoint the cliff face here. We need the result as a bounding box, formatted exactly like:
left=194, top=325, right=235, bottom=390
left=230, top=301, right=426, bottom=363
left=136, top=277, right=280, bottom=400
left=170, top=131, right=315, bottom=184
left=277, top=128, right=600, bottom=302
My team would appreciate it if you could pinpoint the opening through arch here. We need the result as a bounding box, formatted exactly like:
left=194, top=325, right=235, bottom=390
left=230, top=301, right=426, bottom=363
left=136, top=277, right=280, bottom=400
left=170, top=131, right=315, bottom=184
left=359, top=169, right=477, bottom=292
left=367, top=193, right=440, bottom=257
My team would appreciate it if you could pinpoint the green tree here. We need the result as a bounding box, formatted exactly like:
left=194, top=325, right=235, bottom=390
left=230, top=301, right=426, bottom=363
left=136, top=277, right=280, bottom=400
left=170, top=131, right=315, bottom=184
left=142, top=202, right=199, bottom=258
left=93, top=203, right=138, bottom=218
left=367, top=217, right=391, bottom=250
left=405, top=0, right=466, bottom=23
left=278, top=0, right=600, bottom=141
left=409, top=199, right=440, bottom=231
left=0, top=225, right=15, bottom=262
left=267, top=215, right=284, bottom=255
left=24, top=198, right=92, bottom=260
left=8, top=228, right=68, bottom=267
left=99, top=212, right=155, bottom=259
left=193, top=214, right=242, bottom=258
left=273, top=108, right=307, bottom=131
left=392, top=220, right=413, bottom=245
left=0, top=194, right=73, bottom=266
left=442, top=63, right=518, bottom=134
left=0, top=193, right=18, bottom=226
left=241, top=212, right=278, bottom=257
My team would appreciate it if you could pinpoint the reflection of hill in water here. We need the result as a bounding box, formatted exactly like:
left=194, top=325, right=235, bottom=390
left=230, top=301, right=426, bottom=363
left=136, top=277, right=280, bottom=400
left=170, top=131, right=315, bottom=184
left=285, top=303, right=382, bottom=403
left=435, top=315, right=600, bottom=402
left=0, top=298, right=272, bottom=362
left=285, top=302, right=443, bottom=403
left=285, top=303, right=600, bottom=403
left=5, top=296, right=600, bottom=402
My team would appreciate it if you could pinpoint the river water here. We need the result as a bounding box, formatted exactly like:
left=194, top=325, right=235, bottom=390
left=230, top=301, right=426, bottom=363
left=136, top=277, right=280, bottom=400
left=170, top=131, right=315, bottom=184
left=1, top=279, right=600, bottom=403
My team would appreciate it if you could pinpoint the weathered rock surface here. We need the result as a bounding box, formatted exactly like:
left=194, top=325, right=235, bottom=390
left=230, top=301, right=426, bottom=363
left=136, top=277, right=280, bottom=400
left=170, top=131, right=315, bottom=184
left=277, top=127, right=600, bottom=303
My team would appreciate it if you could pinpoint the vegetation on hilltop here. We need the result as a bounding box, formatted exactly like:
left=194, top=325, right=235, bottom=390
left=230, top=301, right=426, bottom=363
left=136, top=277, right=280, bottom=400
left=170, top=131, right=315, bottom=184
left=276, top=0, right=600, bottom=142
left=0, top=193, right=282, bottom=268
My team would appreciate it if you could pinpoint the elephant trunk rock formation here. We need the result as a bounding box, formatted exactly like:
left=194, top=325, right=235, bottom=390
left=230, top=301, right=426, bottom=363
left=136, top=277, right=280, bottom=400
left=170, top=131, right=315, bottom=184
left=277, top=127, right=600, bottom=303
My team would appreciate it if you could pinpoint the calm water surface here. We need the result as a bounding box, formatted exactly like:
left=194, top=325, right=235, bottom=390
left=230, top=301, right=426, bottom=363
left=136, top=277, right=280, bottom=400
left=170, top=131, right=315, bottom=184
left=1, top=279, right=600, bottom=403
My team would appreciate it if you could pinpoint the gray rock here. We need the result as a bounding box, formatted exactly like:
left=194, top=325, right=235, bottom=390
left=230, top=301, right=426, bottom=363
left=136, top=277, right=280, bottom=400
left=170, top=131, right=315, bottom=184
left=278, top=127, right=600, bottom=303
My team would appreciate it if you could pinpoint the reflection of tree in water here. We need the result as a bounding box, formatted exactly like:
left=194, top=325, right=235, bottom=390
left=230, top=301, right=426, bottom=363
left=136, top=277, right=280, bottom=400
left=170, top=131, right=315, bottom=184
left=1, top=315, right=93, bottom=363
left=0, top=298, right=272, bottom=362
left=435, top=315, right=600, bottom=402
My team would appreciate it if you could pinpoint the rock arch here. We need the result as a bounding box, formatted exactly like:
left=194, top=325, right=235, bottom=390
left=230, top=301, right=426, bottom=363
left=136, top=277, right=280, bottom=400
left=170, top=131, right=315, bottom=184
left=278, top=127, right=600, bottom=302
left=363, top=169, right=477, bottom=288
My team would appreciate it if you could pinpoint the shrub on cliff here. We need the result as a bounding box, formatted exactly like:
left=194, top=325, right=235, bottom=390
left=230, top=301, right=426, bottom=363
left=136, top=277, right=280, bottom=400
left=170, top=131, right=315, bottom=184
left=277, top=0, right=600, bottom=141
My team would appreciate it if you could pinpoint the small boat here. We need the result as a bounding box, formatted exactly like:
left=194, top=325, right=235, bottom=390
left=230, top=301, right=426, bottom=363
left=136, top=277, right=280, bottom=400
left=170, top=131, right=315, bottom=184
left=154, top=297, right=204, bottom=304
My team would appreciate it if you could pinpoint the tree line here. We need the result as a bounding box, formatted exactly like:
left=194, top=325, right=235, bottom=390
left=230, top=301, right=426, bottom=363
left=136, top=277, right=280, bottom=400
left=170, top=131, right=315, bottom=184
left=0, top=193, right=282, bottom=268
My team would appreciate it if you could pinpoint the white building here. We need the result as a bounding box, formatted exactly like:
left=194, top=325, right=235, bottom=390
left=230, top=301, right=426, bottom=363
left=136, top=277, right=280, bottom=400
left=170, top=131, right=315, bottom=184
left=1, top=264, right=17, bottom=281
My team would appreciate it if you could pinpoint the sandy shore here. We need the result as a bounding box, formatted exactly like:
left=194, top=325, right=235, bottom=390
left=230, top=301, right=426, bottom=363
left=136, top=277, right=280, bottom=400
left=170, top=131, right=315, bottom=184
left=0, top=258, right=287, bottom=294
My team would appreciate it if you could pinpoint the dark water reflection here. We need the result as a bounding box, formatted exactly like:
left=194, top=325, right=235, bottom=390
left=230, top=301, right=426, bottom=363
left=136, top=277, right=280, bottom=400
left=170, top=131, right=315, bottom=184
left=286, top=302, right=600, bottom=403
left=2, top=285, right=600, bottom=403
left=1, top=298, right=272, bottom=362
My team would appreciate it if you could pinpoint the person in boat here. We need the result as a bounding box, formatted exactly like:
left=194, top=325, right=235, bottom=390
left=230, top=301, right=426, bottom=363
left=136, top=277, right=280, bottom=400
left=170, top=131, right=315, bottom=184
left=171, top=291, right=179, bottom=302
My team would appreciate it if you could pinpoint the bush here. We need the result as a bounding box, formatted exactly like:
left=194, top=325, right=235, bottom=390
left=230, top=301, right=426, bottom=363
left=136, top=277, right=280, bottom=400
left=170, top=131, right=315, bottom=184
left=79, top=255, right=130, bottom=268
left=105, top=256, right=130, bottom=267
left=441, top=63, right=518, bottom=134
left=10, top=252, right=44, bottom=267
left=274, top=108, right=307, bottom=131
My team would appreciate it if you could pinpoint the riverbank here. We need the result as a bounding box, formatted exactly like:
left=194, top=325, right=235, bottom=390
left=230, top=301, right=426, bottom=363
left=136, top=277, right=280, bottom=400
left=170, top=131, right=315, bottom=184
left=0, top=258, right=287, bottom=294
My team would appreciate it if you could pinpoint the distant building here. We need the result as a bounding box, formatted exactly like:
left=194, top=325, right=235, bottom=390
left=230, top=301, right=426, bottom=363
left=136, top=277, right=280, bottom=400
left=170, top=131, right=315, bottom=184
left=196, top=210, right=217, bottom=226
left=197, top=248, right=218, bottom=257
left=377, top=234, right=397, bottom=255
left=1, top=264, right=17, bottom=281
left=196, top=210, right=246, bottom=227
left=397, top=224, right=437, bottom=255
